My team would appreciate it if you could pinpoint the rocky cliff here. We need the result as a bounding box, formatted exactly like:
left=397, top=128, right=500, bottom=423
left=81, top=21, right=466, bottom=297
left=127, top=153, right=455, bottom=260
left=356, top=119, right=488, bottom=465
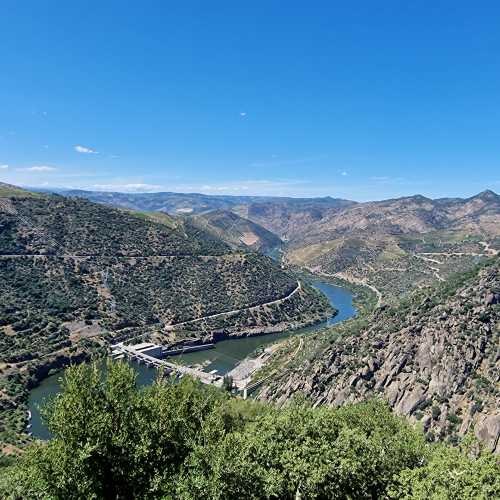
left=259, top=258, right=500, bottom=452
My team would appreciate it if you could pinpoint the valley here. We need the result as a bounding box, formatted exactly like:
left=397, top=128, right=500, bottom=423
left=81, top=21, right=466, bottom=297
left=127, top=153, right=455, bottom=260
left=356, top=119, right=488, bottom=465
left=1, top=183, right=499, bottom=458
left=3, top=6, right=500, bottom=495
left=0, top=184, right=332, bottom=448
left=27, top=279, right=357, bottom=440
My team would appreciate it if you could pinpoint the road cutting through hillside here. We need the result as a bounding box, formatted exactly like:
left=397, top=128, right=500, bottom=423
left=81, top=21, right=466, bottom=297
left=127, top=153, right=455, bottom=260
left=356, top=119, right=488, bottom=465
left=165, top=280, right=302, bottom=330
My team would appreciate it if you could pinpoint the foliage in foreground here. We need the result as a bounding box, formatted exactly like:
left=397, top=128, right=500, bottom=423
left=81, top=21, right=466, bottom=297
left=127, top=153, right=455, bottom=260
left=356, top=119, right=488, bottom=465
left=0, top=361, right=498, bottom=499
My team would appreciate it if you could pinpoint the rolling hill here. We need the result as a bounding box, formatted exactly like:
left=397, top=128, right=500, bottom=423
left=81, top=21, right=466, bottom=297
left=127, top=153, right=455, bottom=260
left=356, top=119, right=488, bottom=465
left=190, top=209, right=282, bottom=252
left=0, top=183, right=332, bottom=445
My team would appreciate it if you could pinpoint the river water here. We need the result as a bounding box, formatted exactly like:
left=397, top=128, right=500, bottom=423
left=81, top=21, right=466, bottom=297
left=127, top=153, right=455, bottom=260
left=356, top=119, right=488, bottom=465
left=28, top=280, right=356, bottom=439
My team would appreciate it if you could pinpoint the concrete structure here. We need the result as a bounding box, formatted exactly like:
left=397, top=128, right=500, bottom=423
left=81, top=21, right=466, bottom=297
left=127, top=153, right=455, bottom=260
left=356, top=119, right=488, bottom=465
left=111, top=343, right=223, bottom=387
left=132, top=343, right=163, bottom=358
left=162, top=343, right=215, bottom=356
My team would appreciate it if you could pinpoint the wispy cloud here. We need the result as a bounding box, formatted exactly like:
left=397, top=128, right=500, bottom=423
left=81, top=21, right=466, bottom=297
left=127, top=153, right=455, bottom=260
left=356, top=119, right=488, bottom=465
left=0, top=164, right=8, bottom=170
left=75, top=145, right=98, bottom=154
left=172, top=179, right=311, bottom=196
left=240, top=112, right=247, bottom=117
left=92, top=183, right=163, bottom=192
left=341, top=171, right=348, bottom=176
left=24, top=165, right=57, bottom=172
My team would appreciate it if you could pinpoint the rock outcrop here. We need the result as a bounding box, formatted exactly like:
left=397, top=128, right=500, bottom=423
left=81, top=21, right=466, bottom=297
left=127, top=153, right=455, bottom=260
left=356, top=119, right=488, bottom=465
left=259, top=258, right=500, bottom=452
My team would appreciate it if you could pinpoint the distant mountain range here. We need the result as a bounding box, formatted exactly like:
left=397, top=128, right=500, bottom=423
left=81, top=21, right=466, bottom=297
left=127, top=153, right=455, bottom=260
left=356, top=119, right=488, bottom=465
left=264, top=190, right=500, bottom=301
left=39, top=187, right=499, bottom=299
left=285, top=190, right=500, bottom=243
left=32, top=187, right=353, bottom=217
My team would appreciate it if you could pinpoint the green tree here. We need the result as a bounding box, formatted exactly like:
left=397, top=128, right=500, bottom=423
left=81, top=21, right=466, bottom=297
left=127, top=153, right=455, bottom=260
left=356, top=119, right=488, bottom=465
left=1, top=361, right=498, bottom=500
left=0, top=361, right=236, bottom=499
left=390, top=441, right=500, bottom=499
left=176, top=399, right=428, bottom=499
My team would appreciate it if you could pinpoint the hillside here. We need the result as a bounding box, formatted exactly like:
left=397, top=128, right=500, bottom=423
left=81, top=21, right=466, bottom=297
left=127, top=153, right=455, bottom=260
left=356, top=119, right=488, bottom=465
left=0, top=182, right=41, bottom=198
left=43, top=188, right=354, bottom=218
left=191, top=209, right=282, bottom=252
left=232, top=197, right=356, bottom=240
left=258, top=258, right=500, bottom=453
left=0, top=186, right=331, bottom=446
left=282, top=191, right=500, bottom=301
left=0, top=188, right=331, bottom=347
left=289, top=191, right=500, bottom=242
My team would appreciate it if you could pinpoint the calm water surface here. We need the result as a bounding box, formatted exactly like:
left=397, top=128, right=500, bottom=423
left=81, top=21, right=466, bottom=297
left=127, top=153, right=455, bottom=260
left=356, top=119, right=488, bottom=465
left=28, top=280, right=356, bottom=439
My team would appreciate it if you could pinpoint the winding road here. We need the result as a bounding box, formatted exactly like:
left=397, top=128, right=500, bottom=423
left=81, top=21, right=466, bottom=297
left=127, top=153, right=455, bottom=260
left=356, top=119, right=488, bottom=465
left=165, top=280, right=302, bottom=330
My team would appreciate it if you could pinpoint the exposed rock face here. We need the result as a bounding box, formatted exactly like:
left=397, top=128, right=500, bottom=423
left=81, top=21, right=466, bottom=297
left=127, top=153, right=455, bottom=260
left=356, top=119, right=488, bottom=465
left=259, top=259, right=500, bottom=452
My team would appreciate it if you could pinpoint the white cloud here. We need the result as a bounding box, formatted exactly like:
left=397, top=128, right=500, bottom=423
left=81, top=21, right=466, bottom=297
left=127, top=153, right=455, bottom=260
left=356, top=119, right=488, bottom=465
left=341, top=171, right=348, bottom=176
left=92, top=183, right=163, bottom=193
left=75, top=145, right=98, bottom=154
left=172, top=179, right=310, bottom=196
left=240, top=112, right=247, bottom=117
left=25, top=165, right=57, bottom=172
left=0, top=164, right=8, bottom=170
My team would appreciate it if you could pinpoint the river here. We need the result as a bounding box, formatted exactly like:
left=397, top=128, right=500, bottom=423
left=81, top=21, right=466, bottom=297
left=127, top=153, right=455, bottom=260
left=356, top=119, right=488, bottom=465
left=28, top=279, right=356, bottom=439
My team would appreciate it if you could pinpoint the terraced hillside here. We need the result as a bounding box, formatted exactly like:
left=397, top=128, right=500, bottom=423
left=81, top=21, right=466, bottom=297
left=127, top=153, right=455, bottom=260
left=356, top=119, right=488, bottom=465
left=0, top=185, right=331, bottom=447
left=257, top=258, right=500, bottom=452
left=283, top=191, right=500, bottom=302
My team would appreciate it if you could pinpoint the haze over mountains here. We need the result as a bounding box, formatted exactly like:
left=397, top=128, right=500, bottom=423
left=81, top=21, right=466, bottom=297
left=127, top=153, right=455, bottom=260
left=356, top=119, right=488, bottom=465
left=38, top=187, right=353, bottom=217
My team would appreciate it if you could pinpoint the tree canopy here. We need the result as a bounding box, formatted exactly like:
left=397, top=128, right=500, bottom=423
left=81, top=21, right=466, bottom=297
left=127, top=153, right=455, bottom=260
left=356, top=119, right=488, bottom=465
left=0, top=361, right=498, bottom=499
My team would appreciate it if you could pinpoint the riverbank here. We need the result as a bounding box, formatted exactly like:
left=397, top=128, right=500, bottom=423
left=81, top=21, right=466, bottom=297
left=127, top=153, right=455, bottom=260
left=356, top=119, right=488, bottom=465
left=26, top=280, right=356, bottom=440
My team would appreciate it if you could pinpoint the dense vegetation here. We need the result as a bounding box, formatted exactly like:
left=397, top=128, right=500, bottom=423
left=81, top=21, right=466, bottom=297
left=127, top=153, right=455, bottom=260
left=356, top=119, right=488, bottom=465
left=0, top=190, right=331, bottom=449
left=0, top=361, right=497, bottom=499
left=0, top=195, right=229, bottom=256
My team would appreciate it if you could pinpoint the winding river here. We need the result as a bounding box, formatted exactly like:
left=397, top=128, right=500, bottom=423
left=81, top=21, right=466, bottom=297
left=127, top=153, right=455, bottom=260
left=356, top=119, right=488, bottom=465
left=28, top=279, right=356, bottom=439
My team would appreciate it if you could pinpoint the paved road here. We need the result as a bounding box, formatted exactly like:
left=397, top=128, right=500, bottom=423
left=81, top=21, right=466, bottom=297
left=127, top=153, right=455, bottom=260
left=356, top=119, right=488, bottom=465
left=165, top=281, right=302, bottom=330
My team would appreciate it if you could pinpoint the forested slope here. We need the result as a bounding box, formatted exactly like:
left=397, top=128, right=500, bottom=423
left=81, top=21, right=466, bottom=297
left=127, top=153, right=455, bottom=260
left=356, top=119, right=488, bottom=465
left=0, top=185, right=331, bottom=448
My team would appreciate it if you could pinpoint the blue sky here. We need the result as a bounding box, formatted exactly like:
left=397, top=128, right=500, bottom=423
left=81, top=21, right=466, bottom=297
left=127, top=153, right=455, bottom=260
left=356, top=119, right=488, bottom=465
left=1, top=1, right=499, bottom=201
